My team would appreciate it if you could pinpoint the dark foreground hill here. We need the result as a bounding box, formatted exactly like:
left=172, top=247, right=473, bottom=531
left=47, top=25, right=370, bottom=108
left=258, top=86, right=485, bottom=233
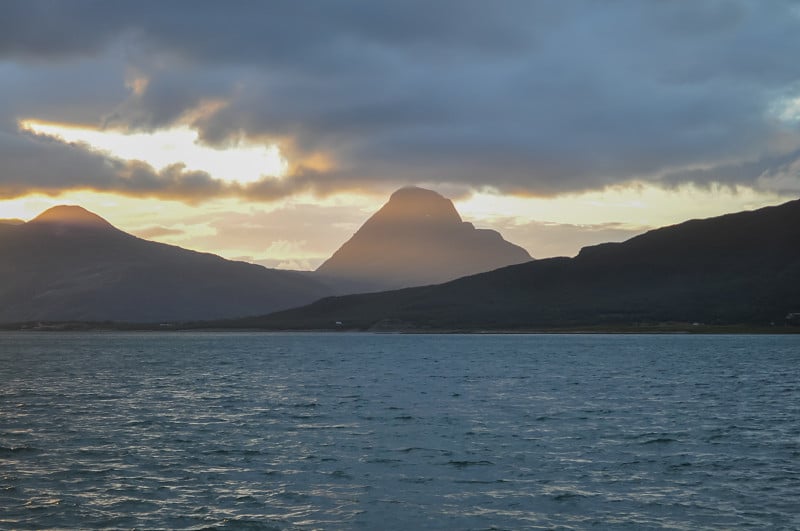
left=0, top=206, right=332, bottom=322
left=232, top=198, right=800, bottom=330
left=315, top=186, right=531, bottom=291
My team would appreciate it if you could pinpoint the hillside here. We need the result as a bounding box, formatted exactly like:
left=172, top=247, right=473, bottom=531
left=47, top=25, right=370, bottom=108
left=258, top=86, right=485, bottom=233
left=0, top=206, right=333, bottom=322
left=237, top=198, right=800, bottom=330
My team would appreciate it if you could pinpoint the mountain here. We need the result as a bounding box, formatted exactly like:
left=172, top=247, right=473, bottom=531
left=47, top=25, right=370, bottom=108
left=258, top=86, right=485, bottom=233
left=315, top=186, right=532, bottom=291
left=30, top=204, right=116, bottom=230
left=0, top=205, right=333, bottom=323
left=239, top=198, right=800, bottom=330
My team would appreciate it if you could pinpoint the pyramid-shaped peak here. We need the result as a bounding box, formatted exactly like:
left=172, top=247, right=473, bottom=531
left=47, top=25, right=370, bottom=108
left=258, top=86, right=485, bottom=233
left=29, top=205, right=116, bottom=230
left=316, top=186, right=532, bottom=288
left=379, top=186, right=462, bottom=224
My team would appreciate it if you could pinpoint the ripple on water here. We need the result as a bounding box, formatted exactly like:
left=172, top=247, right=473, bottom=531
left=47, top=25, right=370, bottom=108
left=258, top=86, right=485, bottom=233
left=0, top=332, right=798, bottom=529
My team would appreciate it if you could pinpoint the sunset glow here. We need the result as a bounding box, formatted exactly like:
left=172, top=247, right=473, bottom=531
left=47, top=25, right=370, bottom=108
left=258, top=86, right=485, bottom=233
left=2, top=5, right=799, bottom=528
left=2, top=2, right=799, bottom=268
left=1, top=182, right=790, bottom=269
left=455, top=184, right=788, bottom=229
left=19, top=120, right=288, bottom=184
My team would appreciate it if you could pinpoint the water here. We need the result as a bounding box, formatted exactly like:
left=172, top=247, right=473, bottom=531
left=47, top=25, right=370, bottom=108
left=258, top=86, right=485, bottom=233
left=1, top=332, right=798, bottom=530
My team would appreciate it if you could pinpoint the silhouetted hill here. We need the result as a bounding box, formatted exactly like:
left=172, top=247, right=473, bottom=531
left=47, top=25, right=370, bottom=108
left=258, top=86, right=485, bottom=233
left=240, top=198, right=800, bottom=329
left=315, top=187, right=531, bottom=291
left=0, top=206, right=333, bottom=322
left=30, top=204, right=117, bottom=230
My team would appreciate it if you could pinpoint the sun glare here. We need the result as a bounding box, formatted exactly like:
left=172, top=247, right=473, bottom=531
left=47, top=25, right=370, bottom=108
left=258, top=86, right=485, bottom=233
left=19, top=120, right=288, bottom=184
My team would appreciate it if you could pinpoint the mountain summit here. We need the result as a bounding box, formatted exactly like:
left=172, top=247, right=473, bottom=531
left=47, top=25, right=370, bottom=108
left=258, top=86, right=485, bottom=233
left=316, top=186, right=532, bottom=290
left=374, top=186, right=463, bottom=225
left=29, top=205, right=117, bottom=231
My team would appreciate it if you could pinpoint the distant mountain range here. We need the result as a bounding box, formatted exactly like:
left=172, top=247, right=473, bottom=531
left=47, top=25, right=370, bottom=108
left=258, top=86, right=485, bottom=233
left=233, top=198, right=800, bottom=330
left=316, top=186, right=532, bottom=291
left=0, top=187, right=532, bottom=323
left=0, top=205, right=333, bottom=322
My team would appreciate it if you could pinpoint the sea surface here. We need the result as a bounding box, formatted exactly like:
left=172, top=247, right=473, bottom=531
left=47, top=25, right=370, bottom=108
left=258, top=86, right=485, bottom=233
left=1, top=332, right=798, bottom=530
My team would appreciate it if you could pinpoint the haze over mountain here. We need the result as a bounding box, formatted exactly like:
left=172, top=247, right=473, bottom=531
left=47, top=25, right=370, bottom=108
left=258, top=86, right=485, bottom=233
left=0, top=187, right=536, bottom=323
left=316, top=187, right=532, bottom=291
left=0, top=206, right=333, bottom=323
left=241, top=198, right=800, bottom=330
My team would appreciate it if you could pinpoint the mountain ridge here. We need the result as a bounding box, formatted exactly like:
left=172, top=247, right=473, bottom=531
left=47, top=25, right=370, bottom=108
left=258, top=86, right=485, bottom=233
left=0, top=186, right=535, bottom=322
left=0, top=207, right=333, bottom=323
left=235, top=197, right=800, bottom=330
left=6, top=193, right=797, bottom=328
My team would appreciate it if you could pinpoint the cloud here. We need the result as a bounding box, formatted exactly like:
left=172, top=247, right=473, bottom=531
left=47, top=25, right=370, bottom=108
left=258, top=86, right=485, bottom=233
left=659, top=148, right=800, bottom=192
left=131, top=225, right=186, bottom=239
left=132, top=201, right=375, bottom=270
left=0, top=125, right=364, bottom=202
left=0, top=126, right=231, bottom=201
left=485, top=218, right=647, bottom=259
left=1, top=1, right=800, bottom=200
left=184, top=202, right=369, bottom=255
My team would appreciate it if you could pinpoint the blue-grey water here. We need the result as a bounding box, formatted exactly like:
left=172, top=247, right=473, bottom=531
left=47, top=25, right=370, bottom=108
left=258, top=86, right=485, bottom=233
left=1, top=332, right=798, bottom=530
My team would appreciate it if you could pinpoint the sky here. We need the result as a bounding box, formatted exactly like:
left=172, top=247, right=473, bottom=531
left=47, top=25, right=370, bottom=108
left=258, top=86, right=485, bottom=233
left=2, top=0, right=799, bottom=269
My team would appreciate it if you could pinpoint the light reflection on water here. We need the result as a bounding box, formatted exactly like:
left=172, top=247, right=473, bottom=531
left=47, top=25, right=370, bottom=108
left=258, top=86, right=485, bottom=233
left=1, top=332, right=799, bottom=529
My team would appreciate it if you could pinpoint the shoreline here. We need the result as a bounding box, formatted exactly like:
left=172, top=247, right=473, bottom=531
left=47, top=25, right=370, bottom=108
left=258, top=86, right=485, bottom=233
left=2, top=322, right=799, bottom=335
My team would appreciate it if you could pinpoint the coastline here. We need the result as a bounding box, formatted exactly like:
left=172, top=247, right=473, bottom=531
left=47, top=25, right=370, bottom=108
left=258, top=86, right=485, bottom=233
left=2, top=321, right=799, bottom=335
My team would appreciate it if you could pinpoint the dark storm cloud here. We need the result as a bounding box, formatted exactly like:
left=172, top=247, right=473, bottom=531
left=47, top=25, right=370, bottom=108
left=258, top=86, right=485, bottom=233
left=1, top=0, right=800, bottom=200
left=0, top=127, right=348, bottom=202
left=660, top=149, right=800, bottom=191
left=0, top=127, right=227, bottom=201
